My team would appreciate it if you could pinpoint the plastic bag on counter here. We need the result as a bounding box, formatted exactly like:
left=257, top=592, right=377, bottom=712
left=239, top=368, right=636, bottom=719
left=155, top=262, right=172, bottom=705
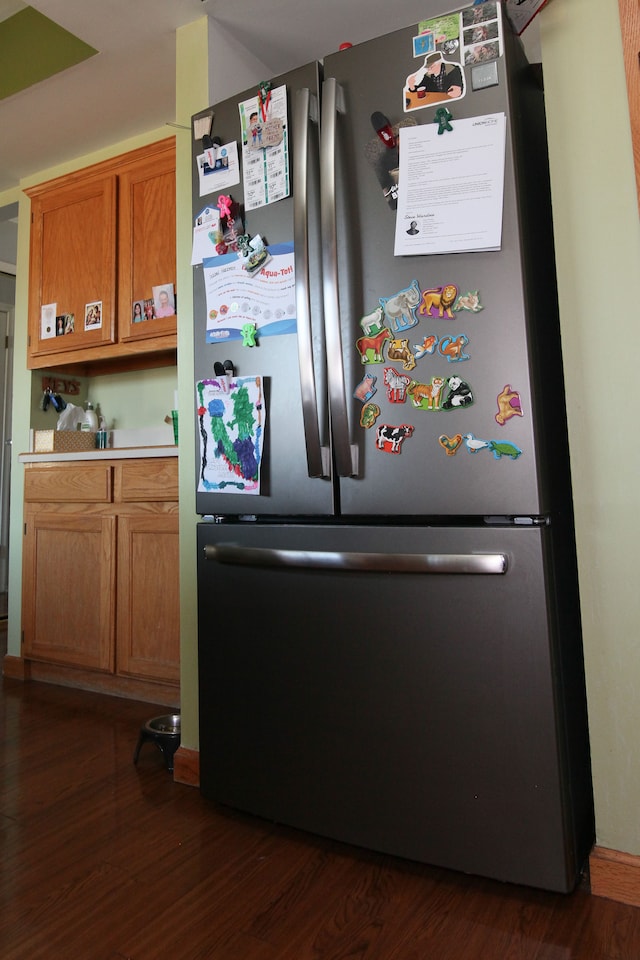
left=56, top=403, right=85, bottom=431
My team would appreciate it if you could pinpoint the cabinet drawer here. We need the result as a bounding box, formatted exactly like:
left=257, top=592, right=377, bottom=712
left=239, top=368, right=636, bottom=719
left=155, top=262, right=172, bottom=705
left=24, top=464, right=112, bottom=503
left=117, top=459, right=178, bottom=502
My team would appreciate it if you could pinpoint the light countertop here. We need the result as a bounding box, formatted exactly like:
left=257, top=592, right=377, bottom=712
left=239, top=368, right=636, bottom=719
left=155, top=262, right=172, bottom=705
left=19, top=446, right=179, bottom=464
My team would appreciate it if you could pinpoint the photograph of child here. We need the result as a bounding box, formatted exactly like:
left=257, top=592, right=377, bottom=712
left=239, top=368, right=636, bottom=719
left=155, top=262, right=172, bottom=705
left=84, top=301, right=102, bottom=331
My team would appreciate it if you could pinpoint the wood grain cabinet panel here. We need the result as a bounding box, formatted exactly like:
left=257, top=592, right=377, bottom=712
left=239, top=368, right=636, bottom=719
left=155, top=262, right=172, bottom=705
left=116, top=514, right=180, bottom=683
left=25, top=138, right=177, bottom=373
left=618, top=0, right=640, bottom=209
left=21, top=458, right=179, bottom=692
left=22, top=513, right=115, bottom=672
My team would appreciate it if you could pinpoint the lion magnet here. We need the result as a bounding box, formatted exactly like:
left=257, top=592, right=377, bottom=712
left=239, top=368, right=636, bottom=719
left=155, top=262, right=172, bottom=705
left=418, top=284, right=458, bottom=320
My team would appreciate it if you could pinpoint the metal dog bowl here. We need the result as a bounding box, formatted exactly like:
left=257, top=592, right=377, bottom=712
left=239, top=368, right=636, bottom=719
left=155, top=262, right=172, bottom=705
left=133, top=713, right=181, bottom=772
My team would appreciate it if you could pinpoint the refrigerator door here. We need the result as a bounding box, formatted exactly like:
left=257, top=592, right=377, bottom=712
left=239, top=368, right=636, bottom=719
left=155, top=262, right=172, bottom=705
left=193, top=62, right=334, bottom=517
left=198, top=521, right=593, bottom=892
left=322, top=19, right=566, bottom=518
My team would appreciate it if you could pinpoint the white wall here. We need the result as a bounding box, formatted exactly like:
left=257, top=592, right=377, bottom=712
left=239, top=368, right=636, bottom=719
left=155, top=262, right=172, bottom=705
left=540, top=0, right=640, bottom=853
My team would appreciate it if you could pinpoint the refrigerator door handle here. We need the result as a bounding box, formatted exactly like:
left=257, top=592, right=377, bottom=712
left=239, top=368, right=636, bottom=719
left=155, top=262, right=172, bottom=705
left=320, top=77, right=359, bottom=478
left=204, top=543, right=508, bottom=575
left=293, top=87, right=331, bottom=479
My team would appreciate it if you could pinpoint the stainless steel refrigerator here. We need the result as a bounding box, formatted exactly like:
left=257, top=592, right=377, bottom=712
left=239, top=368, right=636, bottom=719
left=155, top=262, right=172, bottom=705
left=192, top=2, right=593, bottom=892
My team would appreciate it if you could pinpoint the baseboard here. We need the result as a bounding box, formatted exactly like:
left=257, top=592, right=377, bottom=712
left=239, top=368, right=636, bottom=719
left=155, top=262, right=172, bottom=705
left=3, top=654, right=31, bottom=680
left=590, top=845, right=640, bottom=906
left=173, top=746, right=199, bottom=787
left=3, top=655, right=179, bottom=708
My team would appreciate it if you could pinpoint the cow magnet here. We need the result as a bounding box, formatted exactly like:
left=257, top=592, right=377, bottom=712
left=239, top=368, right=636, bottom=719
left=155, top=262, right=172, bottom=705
left=380, top=280, right=421, bottom=332
left=375, top=423, right=414, bottom=454
left=353, top=374, right=378, bottom=403
left=438, top=433, right=464, bottom=456
left=495, top=385, right=523, bottom=425
left=383, top=367, right=412, bottom=403
left=360, top=402, right=381, bottom=429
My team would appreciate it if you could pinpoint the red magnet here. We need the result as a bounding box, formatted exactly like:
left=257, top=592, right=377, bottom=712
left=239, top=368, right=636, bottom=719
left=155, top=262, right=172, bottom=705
left=371, top=111, right=397, bottom=149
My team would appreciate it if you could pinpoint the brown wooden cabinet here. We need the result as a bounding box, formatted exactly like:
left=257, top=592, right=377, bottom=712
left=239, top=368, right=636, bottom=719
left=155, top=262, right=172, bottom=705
left=21, top=457, right=179, bottom=701
left=26, top=138, right=177, bottom=374
left=618, top=0, right=640, bottom=209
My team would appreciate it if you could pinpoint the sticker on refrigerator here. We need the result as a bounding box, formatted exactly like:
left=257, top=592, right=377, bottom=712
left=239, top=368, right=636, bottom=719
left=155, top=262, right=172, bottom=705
left=196, top=376, right=265, bottom=494
left=238, top=84, right=290, bottom=211
left=495, top=385, right=524, bottom=425
left=375, top=423, right=414, bottom=454
left=203, top=241, right=296, bottom=343
left=462, top=1, right=503, bottom=67
left=438, top=433, right=464, bottom=456
left=463, top=433, right=522, bottom=460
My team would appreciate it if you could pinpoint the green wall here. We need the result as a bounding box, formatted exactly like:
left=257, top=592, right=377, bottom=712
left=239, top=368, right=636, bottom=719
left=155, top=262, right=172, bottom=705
left=540, top=0, right=640, bottom=855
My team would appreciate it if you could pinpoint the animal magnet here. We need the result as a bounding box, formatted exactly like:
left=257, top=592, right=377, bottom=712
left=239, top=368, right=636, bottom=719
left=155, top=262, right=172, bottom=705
left=462, top=434, right=523, bottom=460
left=360, top=402, right=381, bottom=429
left=495, top=385, right=523, bottom=425
left=375, top=423, right=414, bottom=454
left=379, top=280, right=421, bottom=332
left=438, top=334, right=469, bottom=362
left=438, top=433, right=463, bottom=456
left=407, top=376, right=445, bottom=410
left=413, top=334, right=438, bottom=359
left=353, top=374, right=377, bottom=403
left=356, top=327, right=391, bottom=364
left=386, top=338, right=416, bottom=371
left=441, top=376, right=474, bottom=410
left=359, top=305, right=386, bottom=336
left=383, top=366, right=411, bottom=403
left=454, top=290, right=483, bottom=313
left=418, top=284, right=458, bottom=320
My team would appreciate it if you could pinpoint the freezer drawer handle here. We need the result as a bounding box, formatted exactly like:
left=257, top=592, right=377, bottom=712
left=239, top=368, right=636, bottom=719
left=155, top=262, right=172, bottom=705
left=293, top=87, right=330, bottom=479
left=320, top=77, right=359, bottom=478
left=204, top=543, right=508, bottom=575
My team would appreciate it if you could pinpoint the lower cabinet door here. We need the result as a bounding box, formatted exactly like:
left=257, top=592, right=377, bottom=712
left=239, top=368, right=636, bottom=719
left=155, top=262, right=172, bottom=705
left=116, top=513, right=180, bottom=683
left=23, top=513, right=116, bottom=671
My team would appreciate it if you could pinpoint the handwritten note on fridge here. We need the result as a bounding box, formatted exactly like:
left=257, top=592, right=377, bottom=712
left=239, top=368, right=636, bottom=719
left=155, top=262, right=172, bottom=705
left=394, top=112, right=506, bottom=256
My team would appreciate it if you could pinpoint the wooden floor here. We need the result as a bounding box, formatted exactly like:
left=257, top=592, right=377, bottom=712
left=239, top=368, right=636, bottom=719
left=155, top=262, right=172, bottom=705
left=3, top=662, right=640, bottom=959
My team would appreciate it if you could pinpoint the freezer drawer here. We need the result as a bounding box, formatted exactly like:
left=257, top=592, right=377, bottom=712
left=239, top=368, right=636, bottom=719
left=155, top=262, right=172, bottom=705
left=197, top=522, right=592, bottom=891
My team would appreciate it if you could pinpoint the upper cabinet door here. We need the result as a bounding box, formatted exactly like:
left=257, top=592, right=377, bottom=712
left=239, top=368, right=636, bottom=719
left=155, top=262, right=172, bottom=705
left=28, top=173, right=117, bottom=359
left=118, top=139, right=177, bottom=344
left=618, top=0, right=640, bottom=210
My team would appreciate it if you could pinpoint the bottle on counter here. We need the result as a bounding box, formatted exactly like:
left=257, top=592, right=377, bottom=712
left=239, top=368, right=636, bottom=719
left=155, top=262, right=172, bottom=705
left=81, top=401, right=98, bottom=432
left=96, top=416, right=108, bottom=449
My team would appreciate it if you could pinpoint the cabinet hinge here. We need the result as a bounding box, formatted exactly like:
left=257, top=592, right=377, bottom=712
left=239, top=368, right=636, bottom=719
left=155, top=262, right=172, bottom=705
left=21, top=630, right=24, bottom=648
left=24, top=522, right=27, bottom=535
left=27, top=334, right=30, bottom=347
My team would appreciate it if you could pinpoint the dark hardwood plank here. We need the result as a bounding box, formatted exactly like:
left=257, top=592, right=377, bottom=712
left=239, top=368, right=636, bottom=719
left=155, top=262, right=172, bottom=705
left=3, top=673, right=640, bottom=959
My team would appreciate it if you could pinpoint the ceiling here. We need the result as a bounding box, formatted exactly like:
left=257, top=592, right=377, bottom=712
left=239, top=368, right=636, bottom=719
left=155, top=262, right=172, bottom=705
left=0, top=0, right=542, bottom=268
